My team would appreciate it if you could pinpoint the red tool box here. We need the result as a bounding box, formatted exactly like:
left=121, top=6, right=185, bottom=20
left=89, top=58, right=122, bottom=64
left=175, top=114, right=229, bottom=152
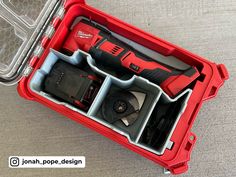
left=0, top=0, right=229, bottom=174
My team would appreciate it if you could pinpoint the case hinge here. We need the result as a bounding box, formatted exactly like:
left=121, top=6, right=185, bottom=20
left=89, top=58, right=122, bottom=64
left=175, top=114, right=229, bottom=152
left=34, top=45, right=44, bottom=58
left=56, top=6, right=65, bottom=19
left=22, top=6, right=66, bottom=79
left=23, top=66, right=33, bottom=77
left=45, top=25, right=55, bottom=38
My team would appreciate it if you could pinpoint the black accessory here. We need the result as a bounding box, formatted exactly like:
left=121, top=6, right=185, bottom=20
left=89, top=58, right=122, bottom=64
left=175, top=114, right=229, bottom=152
left=101, top=90, right=144, bottom=126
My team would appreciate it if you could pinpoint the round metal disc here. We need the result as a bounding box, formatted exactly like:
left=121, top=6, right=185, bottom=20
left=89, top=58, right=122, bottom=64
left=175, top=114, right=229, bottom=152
left=101, top=90, right=140, bottom=124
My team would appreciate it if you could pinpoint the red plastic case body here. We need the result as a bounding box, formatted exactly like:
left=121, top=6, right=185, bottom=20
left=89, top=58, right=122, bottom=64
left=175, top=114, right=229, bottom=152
left=16, top=0, right=229, bottom=174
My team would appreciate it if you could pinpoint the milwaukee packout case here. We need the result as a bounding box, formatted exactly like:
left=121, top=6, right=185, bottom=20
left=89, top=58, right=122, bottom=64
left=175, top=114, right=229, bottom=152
left=0, top=0, right=229, bottom=174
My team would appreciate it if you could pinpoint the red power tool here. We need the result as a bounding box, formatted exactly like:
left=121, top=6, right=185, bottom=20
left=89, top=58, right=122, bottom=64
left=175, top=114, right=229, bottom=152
left=62, top=20, right=200, bottom=96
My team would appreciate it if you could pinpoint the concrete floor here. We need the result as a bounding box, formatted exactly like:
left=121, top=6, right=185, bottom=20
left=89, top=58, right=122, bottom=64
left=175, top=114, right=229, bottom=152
left=0, top=0, right=235, bottom=176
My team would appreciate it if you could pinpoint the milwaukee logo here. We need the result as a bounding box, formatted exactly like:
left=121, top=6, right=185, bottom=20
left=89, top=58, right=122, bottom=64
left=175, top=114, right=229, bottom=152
left=78, top=31, right=93, bottom=38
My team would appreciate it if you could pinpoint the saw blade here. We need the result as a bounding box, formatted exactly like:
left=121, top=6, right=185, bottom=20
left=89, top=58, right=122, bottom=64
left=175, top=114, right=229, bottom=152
left=101, top=90, right=146, bottom=126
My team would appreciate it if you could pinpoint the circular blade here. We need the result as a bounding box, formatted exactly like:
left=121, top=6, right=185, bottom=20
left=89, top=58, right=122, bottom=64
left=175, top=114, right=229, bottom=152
left=101, top=90, right=140, bottom=124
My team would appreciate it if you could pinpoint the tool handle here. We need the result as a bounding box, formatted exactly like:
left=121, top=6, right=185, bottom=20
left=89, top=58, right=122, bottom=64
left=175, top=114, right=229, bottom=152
left=120, top=51, right=178, bottom=84
left=139, top=68, right=172, bottom=85
left=120, top=51, right=200, bottom=96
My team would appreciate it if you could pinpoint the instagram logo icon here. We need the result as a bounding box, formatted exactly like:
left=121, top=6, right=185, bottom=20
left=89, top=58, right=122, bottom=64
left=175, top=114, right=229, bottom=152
left=9, top=157, right=20, bottom=167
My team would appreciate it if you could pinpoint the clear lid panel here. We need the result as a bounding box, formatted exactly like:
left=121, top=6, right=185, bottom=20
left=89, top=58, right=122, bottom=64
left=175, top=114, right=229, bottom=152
left=2, top=0, right=54, bottom=27
left=0, top=16, right=24, bottom=70
left=0, top=0, right=61, bottom=85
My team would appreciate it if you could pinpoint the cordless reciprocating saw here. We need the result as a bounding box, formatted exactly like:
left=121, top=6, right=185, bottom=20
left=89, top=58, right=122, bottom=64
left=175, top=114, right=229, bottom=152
left=62, top=20, right=199, bottom=96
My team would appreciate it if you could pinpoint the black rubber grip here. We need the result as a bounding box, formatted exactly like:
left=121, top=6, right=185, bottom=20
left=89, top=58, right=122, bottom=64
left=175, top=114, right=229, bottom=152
left=140, top=68, right=177, bottom=84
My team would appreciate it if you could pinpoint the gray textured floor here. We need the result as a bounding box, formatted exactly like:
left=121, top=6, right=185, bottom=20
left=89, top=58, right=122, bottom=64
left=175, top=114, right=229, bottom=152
left=0, top=0, right=236, bottom=177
